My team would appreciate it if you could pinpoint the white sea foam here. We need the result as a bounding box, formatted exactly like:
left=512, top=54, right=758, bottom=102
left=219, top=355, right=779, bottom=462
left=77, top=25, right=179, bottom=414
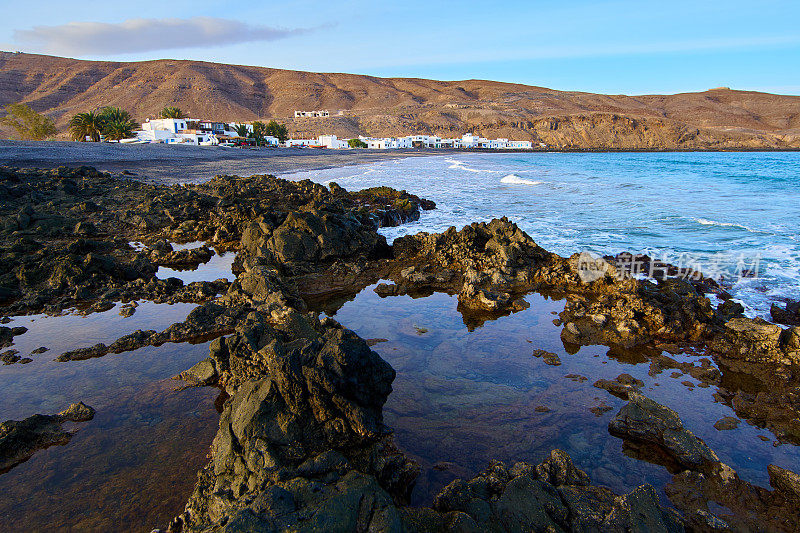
left=500, top=174, right=543, bottom=186
left=445, top=158, right=502, bottom=173
left=693, top=218, right=757, bottom=232
left=281, top=152, right=800, bottom=319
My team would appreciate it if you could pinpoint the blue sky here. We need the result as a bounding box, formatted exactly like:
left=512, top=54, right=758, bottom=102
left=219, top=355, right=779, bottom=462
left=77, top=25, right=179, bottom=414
left=2, top=0, right=798, bottom=95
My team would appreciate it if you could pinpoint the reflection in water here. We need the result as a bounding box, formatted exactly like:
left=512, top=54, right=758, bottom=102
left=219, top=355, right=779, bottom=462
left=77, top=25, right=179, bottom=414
left=0, top=303, right=219, bottom=531
left=156, top=251, right=236, bottom=284
left=0, top=241, right=239, bottom=531
left=328, top=284, right=800, bottom=506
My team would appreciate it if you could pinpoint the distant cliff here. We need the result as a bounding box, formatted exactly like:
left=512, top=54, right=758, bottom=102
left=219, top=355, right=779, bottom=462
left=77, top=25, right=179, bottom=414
left=1, top=51, right=799, bottom=148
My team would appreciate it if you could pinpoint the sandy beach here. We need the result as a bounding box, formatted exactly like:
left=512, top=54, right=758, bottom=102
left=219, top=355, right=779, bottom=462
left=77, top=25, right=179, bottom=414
left=0, top=140, right=429, bottom=183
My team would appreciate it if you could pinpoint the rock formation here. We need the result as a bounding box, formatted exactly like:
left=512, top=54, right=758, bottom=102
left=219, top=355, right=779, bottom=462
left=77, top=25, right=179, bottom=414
left=0, top=402, right=94, bottom=474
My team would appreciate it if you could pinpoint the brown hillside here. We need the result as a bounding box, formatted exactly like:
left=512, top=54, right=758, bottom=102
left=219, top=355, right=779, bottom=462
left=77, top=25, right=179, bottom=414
left=1, top=52, right=799, bottom=148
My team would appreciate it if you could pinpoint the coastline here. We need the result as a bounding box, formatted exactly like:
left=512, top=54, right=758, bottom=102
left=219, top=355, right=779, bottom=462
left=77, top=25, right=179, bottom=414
left=0, top=140, right=428, bottom=184
left=2, top=140, right=799, bottom=186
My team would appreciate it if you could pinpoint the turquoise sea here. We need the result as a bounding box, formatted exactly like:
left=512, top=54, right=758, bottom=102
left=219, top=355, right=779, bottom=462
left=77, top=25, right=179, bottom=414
left=284, top=151, right=800, bottom=317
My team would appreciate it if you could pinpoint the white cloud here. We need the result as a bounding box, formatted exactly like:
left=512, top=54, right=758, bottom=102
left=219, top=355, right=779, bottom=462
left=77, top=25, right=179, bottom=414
left=13, top=17, right=311, bottom=56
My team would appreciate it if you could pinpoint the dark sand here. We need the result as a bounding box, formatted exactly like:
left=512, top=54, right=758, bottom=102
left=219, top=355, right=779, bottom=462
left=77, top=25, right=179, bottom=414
left=0, top=140, right=431, bottom=183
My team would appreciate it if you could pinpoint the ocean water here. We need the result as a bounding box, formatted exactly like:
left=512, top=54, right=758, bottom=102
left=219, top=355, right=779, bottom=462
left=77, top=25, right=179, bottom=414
left=283, top=152, right=800, bottom=318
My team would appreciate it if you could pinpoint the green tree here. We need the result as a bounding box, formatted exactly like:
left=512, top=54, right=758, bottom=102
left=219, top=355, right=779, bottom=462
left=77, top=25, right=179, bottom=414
left=249, top=121, right=267, bottom=146
left=98, top=107, right=138, bottom=140
left=1, top=103, right=57, bottom=140
left=69, top=111, right=105, bottom=142
left=159, top=106, right=184, bottom=119
left=234, top=124, right=250, bottom=138
left=265, top=120, right=289, bottom=142
left=348, top=138, right=368, bottom=148
left=103, top=117, right=136, bottom=140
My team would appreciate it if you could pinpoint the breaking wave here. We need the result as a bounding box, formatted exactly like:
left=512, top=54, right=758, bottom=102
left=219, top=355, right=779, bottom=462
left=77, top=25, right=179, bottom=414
left=500, top=174, right=543, bottom=186
left=446, top=158, right=502, bottom=173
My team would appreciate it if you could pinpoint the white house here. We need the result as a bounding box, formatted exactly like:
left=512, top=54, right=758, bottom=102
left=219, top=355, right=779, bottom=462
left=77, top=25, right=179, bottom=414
left=294, top=110, right=330, bottom=118
left=318, top=135, right=350, bottom=149
left=285, top=138, right=320, bottom=148
left=136, top=118, right=218, bottom=145
left=143, top=118, right=187, bottom=134
left=263, top=136, right=280, bottom=146
left=508, top=140, right=533, bottom=149
left=395, top=137, right=413, bottom=149
left=366, top=138, right=387, bottom=149
left=408, top=135, right=442, bottom=148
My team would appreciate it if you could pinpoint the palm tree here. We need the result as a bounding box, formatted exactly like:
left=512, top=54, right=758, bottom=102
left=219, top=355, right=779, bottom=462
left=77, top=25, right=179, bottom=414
left=234, top=124, right=249, bottom=138
left=159, top=106, right=184, bottom=119
left=68, top=111, right=105, bottom=142
left=98, top=107, right=138, bottom=140
left=103, top=118, right=136, bottom=140
left=98, top=106, right=133, bottom=124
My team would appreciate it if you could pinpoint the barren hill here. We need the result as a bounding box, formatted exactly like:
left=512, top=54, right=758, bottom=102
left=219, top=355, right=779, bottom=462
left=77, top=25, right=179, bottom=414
left=2, top=51, right=799, bottom=149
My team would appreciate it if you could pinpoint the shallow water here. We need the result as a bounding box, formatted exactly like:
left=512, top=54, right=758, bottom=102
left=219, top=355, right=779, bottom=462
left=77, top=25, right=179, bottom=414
left=0, top=251, right=233, bottom=531
left=156, top=250, right=237, bottom=284
left=0, top=319, right=221, bottom=531
left=328, top=283, right=800, bottom=505
left=283, top=152, right=800, bottom=318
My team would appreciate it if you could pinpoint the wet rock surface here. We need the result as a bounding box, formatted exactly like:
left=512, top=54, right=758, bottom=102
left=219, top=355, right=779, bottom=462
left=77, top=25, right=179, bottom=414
left=771, top=299, right=800, bottom=326
left=4, top=166, right=800, bottom=531
left=0, top=166, right=429, bottom=316
left=0, top=402, right=94, bottom=474
left=608, top=392, right=719, bottom=475
left=607, top=394, right=800, bottom=532
left=159, top=209, right=701, bottom=532
left=593, top=373, right=644, bottom=400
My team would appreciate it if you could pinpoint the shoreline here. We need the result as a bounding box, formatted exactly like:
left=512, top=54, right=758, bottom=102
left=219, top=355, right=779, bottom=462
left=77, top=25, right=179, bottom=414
left=2, top=140, right=799, bottom=185
left=0, top=141, right=428, bottom=184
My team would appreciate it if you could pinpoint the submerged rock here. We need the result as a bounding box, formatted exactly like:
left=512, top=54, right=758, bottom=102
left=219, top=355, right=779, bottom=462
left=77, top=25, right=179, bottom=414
left=0, top=402, right=94, bottom=474
left=609, top=393, right=800, bottom=532
left=608, top=392, right=719, bottom=474
left=594, top=373, right=644, bottom=400
left=713, top=416, right=740, bottom=431
left=532, top=348, right=561, bottom=366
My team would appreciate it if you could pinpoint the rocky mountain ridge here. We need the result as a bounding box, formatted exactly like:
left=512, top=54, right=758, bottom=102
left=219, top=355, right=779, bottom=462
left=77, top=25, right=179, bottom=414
left=2, top=52, right=799, bottom=148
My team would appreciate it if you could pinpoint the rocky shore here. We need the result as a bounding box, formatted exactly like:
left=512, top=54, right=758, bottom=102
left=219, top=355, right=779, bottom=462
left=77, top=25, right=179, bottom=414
left=2, top=165, right=800, bottom=531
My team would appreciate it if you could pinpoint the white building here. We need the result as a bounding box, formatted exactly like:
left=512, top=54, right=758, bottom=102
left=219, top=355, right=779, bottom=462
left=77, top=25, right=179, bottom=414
left=285, top=138, right=320, bottom=148
left=408, top=135, right=442, bottom=148
left=319, top=135, right=349, bottom=149
left=263, top=136, right=280, bottom=146
left=460, top=133, right=489, bottom=148
left=508, top=140, right=533, bottom=149
left=366, top=138, right=387, bottom=149
left=136, top=118, right=218, bottom=145
left=356, top=136, right=414, bottom=149
left=393, top=137, right=413, bottom=149
left=294, top=110, right=330, bottom=118
left=138, top=118, right=187, bottom=141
